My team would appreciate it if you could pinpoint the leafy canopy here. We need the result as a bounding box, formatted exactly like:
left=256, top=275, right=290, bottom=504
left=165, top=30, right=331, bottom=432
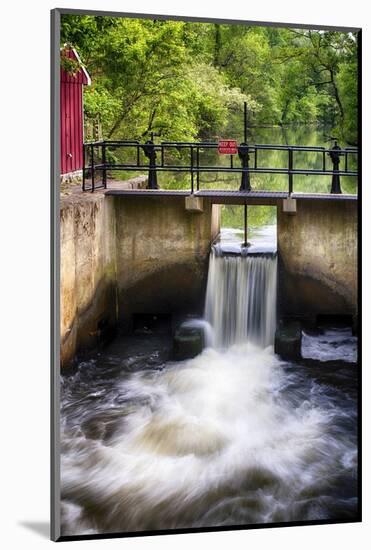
left=61, top=16, right=358, bottom=144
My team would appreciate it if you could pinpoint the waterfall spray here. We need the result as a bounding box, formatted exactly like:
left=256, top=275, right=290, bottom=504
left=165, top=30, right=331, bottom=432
left=60, top=229, right=357, bottom=536
left=204, top=247, right=277, bottom=348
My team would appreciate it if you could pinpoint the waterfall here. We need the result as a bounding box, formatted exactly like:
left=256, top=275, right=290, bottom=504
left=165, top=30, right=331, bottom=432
left=204, top=246, right=277, bottom=348
left=61, top=231, right=357, bottom=535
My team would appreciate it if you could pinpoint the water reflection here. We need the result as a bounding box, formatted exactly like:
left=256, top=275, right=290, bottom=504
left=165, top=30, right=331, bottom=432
left=216, top=225, right=277, bottom=255
left=157, top=125, right=357, bottom=195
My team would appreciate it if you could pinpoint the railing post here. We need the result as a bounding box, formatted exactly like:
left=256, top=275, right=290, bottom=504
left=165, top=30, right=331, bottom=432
left=90, top=143, right=95, bottom=193
left=141, top=140, right=158, bottom=189
left=238, top=142, right=251, bottom=192
left=190, top=146, right=194, bottom=194
left=102, top=141, right=107, bottom=189
left=288, top=147, right=294, bottom=194
left=82, top=144, right=86, bottom=191
left=329, top=141, right=343, bottom=194
left=243, top=203, right=248, bottom=247
left=196, top=147, right=200, bottom=191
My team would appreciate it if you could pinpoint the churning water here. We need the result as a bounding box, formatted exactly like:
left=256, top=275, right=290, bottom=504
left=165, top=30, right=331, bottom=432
left=60, top=227, right=358, bottom=536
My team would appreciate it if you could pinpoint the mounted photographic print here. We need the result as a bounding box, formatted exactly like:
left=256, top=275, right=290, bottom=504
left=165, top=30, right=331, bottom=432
left=51, top=8, right=361, bottom=542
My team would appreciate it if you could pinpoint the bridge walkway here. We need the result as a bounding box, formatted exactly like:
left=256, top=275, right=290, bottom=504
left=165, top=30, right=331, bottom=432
left=104, top=187, right=357, bottom=205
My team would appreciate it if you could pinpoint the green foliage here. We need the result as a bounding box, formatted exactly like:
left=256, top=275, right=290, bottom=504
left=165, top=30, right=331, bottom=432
left=60, top=55, right=80, bottom=75
left=60, top=16, right=358, bottom=145
left=222, top=205, right=276, bottom=230
left=337, top=60, right=358, bottom=144
left=185, top=64, right=259, bottom=138
left=83, top=87, right=121, bottom=131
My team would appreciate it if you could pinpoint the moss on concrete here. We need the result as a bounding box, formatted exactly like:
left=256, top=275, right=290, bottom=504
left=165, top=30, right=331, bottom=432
left=277, top=199, right=357, bottom=320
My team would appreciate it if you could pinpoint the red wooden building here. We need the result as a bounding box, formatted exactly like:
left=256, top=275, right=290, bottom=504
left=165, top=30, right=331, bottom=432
left=60, top=48, right=91, bottom=177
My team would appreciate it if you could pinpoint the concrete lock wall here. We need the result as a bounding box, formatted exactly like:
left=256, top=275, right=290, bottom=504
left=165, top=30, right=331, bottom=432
left=277, top=199, right=357, bottom=321
left=114, top=197, right=220, bottom=329
left=60, top=193, right=220, bottom=367
left=60, top=191, right=357, bottom=367
left=60, top=193, right=118, bottom=367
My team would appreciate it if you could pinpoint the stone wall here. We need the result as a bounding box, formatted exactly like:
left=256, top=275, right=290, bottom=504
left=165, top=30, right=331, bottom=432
left=277, top=199, right=357, bottom=321
left=60, top=169, right=83, bottom=185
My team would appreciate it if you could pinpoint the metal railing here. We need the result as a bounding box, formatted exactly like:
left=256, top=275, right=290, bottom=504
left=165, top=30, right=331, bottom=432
left=82, top=138, right=358, bottom=195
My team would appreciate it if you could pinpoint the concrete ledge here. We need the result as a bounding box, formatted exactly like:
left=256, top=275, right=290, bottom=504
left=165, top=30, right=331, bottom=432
left=185, top=195, right=204, bottom=212
left=173, top=325, right=204, bottom=360
left=104, top=175, right=148, bottom=191
left=275, top=320, right=302, bottom=360
left=282, top=197, right=297, bottom=213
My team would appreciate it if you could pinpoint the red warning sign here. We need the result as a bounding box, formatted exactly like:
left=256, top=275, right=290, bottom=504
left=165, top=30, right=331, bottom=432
left=218, top=139, right=238, bottom=154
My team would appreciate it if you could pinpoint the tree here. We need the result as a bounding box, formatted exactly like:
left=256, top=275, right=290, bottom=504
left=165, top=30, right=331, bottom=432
left=60, top=16, right=358, bottom=144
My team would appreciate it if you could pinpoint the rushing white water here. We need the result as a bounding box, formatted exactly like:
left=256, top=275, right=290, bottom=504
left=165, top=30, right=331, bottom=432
left=204, top=247, right=277, bottom=348
left=180, top=318, right=215, bottom=348
left=302, top=328, right=357, bottom=363
left=60, top=226, right=357, bottom=536
left=61, top=343, right=357, bottom=535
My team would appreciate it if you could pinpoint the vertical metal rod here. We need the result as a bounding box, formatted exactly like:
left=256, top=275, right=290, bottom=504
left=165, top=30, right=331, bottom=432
left=254, top=147, right=257, bottom=169
left=329, top=141, right=342, bottom=194
left=322, top=150, right=326, bottom=172
left=102, top=142, right=107, bottom=189
left=82, top=144, right=86, bottom=191
left=244, top=101, right=248, bottom=144
left=196, top=147, right=200, bottom=191
left=137, top=143, right=140, bottom=166
left=239, top=101, right=251, bottom=192
left=144, top=140, right=158, bottom=189
left=238, top=144, right=251, bottom=192
left=190, top=146, right=194, bottom=193
left=91, top=143, right=95, bottom=193
left=243, top=203, right=248, bottom=247
left=288, top=147, right=293, bottom=194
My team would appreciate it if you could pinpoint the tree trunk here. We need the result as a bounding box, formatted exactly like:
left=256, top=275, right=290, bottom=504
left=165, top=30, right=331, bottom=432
left=214, top=24, right=222, bottom=66
left=107, top=114, right=126, bottom=139
left=329, top=68, right=344, bottom=120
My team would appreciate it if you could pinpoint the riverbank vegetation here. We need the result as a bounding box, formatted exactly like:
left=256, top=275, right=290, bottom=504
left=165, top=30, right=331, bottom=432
left=61, top=16, right=358, bottom=145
